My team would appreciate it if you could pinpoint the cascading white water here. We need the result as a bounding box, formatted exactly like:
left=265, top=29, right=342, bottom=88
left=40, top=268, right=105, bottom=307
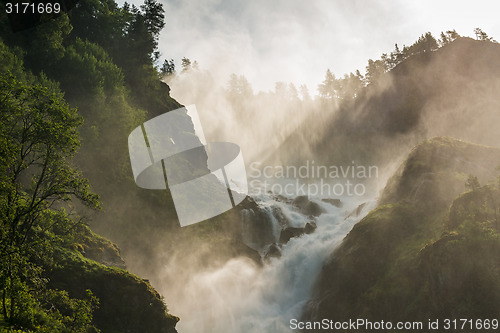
left=162, top=189, right=375, bottom=333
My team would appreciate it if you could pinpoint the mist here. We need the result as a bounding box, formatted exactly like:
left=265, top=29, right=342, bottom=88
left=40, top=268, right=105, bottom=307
left=154, top=195, right=376, bottom=333
left=107, top=2, right=500, bottom=332
left=118, top=0, right=500, bottom=93
left=163, top=67, right=332, bottom=165
left=5, top=0, right=500, bottom=331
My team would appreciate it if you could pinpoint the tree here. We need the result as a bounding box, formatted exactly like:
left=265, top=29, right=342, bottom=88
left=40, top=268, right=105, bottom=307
left=365, top=59, right=387, bottom=86
left=226, top=73, right=253, bottom=114
left=381, top=53, right=391, bottom=70
left=340, top=71, right=364, bottom=99
left=237, top=75, right=253, bottom=98
left=439, top=31, right=450, bottom=46
left=127, top=13, right=158, bottom=63
left=299, top=84, right=311, bottom=102
left=446, top=29, right=460, bottom=41
left=439, top=30, right=460, bottom=46
left=227, top=73, right=253, bottom=98
left=474, top=28, right=497, bottom=42
left=288, top=83, right=298, bottom=100
left=424, top=32, right=439, bottom=51
left=408, top=32, right=438, bottom=55
left=181, top=57, right=192, bottom=72
left=0, top=74, right=99, bottom=323
left=140, top=0, right=165, bottom=37
left=318, top=69, right=340, bottom=99
left=161, top=58, right=175, bottom=76
left=25, top=13, right=73, bottom=73
left=389, top=44, right=403, bottom=68
left=465, top=175, right=481, bottom=191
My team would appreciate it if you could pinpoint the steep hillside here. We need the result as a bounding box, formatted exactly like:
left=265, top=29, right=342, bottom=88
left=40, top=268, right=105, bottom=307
left=302, top=137, right=500, bottom=331
left=274, top=37, right=500, bottom=167
left=48, top=244, right=179, bottom=333
left=0, top=1, right=184, bottom=331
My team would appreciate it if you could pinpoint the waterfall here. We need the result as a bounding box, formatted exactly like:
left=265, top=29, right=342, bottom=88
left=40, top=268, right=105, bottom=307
left=164, top=190, right=375, bottom=332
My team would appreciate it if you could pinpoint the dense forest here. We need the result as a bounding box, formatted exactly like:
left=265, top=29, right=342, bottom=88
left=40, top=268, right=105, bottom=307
left=0, top=0, right=182, bottom=331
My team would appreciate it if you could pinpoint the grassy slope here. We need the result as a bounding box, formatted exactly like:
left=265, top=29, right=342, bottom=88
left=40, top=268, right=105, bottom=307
left=47, top=245, right=179, bottom=333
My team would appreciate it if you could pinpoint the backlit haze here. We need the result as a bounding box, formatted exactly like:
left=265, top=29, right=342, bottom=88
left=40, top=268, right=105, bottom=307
left=117, top=0, right=500, bottom=93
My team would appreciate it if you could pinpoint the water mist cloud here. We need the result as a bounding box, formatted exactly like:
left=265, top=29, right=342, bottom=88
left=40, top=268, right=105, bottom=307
left=118, top=0, right=500, bottom=93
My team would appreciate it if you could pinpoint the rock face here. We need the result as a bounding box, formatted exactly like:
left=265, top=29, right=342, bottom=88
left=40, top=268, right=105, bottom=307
left=321, top=198, right=343, bottom=207
left=279, top=227, right=305, bottom=244
left=302, top=138, right=500, bottom=326
left=264, top=243, right=282, bottom=260
left=292, top=196, right=326, bottom=217
left=239, top=195, right=322, bottom=253
left=279, top=222, right=317, bottom=244
left=239, top=197, right=279, bottom=249
left=304, top=222, right=317, bottom=234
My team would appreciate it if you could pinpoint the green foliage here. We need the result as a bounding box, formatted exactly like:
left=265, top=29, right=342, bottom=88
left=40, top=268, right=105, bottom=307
left=0, top=40, right=26, bottom=79
left=46, top=248, right=179, bottom=333
left=160, top=58, right=176, bottom=76
left=60, top=38, right=125, bottom=100
left=0, top=72, right=100, bottom=331
left=0, top=0, right=183, bottom=330
left=36, top=289, right=100, bottom=333
left=140, top=0, right=165, bottom=37
left=68, top=0, right=176, bottom=115
left=0, top=74, right=99, bottom=213
left=25, top=14, right=73, bottom=73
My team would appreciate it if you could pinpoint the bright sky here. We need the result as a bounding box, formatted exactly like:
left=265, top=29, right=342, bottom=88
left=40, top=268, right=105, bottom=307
left=116, top=0, right=500, bottom=94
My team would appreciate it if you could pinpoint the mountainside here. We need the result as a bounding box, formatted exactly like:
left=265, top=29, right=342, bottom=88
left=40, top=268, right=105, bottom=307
left=274, top=37, right=500, bottom=167
left=0, top=1, right=184, bottom=331
left=302, top=137, right=500, bottom=331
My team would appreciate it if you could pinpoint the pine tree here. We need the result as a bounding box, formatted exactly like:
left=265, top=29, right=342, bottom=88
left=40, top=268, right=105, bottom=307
left=181, top=57, right=192, bottom=72
left=161, top=58, right=175, bottom=76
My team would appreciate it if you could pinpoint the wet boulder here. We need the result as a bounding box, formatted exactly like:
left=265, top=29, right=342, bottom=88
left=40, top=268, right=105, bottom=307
left=321, top=198, right=343, bottom=208
left=264, top=243, right=282, bottom=260
left=240, top=207, right=276, bottom=249
left=304, top=222, right=317, bottom=234
left=279, top=227, right=305, bottom=244
left=292, top=196, right=326, bottom=217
